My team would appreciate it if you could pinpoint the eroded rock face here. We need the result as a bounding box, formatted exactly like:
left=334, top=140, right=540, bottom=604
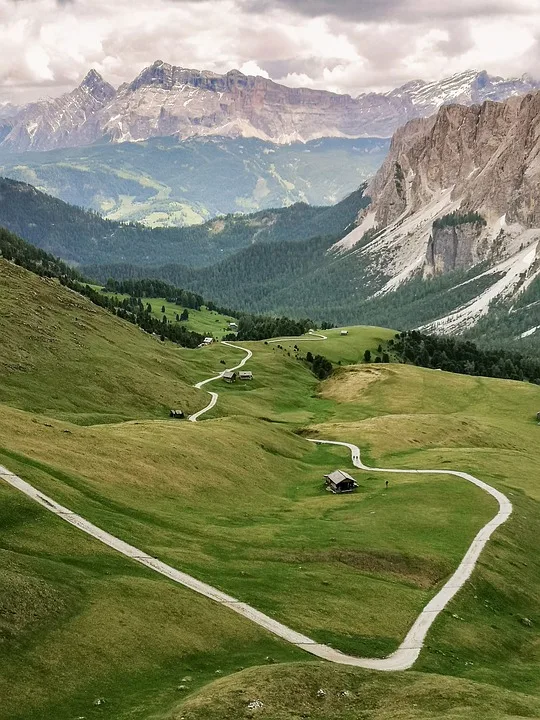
left=362, top=91, right=540, bottom=232
left=2, top=64, right=539, bottom=152
left=426, top=222, right=484, bottom=275
left=0, top=70, right=116, bottom=152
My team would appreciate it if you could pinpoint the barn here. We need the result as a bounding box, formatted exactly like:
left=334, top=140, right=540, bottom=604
left=324, top=470, right=358, bottom=494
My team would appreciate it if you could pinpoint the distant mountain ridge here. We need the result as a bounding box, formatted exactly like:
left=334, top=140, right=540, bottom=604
left=2, top=63, right=539, bottom=151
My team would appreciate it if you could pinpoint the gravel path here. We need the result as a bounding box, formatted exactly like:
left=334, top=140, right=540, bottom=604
left=0, top=339, right=513, bottom=671
left=188, top=341, right=252, bottom=422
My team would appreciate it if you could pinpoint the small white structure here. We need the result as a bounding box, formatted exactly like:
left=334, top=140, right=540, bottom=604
left=239, top=371, right=253, bottom=381
left=203, top=337, right=214, bottom=345
left=228, top=322, right=238, bottom=330
left=340, top=330, right=349, bottom=336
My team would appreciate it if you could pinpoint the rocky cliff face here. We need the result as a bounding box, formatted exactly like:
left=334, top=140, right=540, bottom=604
left=334, top=91, right=540, bottom=332
left=1, top=63, right=539, bottom=152
left=0, top=70, right=116, bottom=152
left=425, top=222, right=484, bottom=275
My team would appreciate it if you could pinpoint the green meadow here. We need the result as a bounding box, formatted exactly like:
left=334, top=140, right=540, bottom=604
left=0, top=260, right=539, bottom=720
left=97, top=287, right=237, bottom=339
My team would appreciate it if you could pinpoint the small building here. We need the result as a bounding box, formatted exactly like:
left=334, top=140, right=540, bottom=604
left=239, top=371, right=253, bottom=381
left=222, top=371, right=237, bottom=383
left=169, top=409, right=185, bottom=419
left=203, top=337, right=214, bottom=345
left=340, top=330, right=349, bottom=336
left=324, top=470, right=358, bottom=494
left=228, top=322, right=238, bottom=330
left=537, top=411, right=540, bottom=421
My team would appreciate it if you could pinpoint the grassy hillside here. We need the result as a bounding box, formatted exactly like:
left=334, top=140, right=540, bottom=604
left=0, top=259, right=241, bottom=423
left=95, top=287, right=236, bottom=339
left=0, top=136, right=388, bottom=226
left=1, top=261, right=539, bottom=719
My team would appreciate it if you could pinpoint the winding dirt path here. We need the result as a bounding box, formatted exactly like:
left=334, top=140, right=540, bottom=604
left=0, top=338, right=513, bottom=671
left=188, top=341, right=252, bottom=422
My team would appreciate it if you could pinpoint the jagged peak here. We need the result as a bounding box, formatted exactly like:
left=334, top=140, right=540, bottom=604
left=78, top=68, right=116, bottom=101
left=81, top=69, right=104, bottom=88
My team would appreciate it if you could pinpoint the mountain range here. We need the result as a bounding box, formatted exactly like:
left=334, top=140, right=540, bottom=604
left=1, top=62, right=539, bottom=152
left=2, top=83, right=540, bottom=349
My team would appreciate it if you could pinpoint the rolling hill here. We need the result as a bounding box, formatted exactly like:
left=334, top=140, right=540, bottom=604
left=0, top=249, right=539, bottom=719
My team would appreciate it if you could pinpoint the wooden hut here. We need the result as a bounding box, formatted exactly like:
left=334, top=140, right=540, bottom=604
left=324, top=470, right=358, bottom=494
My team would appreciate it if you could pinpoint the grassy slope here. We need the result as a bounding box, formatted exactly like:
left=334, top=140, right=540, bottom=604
left=97, top=288, right=237, bottom=339
left=0, top=260, right=240, bottom=423
left=0, top=263, right=539, bottom=719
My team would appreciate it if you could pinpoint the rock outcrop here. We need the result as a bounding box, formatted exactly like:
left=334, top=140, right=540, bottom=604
left=425, top=222, right=485, bottom=275
left=1, top=63, right=539, bottom=152
left=334, top=91, right=540, bottom=332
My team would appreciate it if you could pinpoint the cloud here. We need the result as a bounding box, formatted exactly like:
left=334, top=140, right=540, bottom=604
left=242, top=0, right=534, bottom=23
left=0, top=0, right=539, bottom=104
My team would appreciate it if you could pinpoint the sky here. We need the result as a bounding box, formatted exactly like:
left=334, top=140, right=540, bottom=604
left=1, top=0, right=540, bottom=104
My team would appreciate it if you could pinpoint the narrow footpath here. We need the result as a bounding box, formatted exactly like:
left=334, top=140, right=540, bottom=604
left=0, top=339, right=513, bottom=671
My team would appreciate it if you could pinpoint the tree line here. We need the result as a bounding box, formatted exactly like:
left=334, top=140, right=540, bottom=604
left=390, top=330, right=540, bottom=384
left=433, top=211, right=487, bottom=230
left=1, top=225, right=318, bottom=346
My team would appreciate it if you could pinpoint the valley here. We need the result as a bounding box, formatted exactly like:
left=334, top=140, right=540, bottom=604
left=1, top=258, right=539, bottom=719
left=2, top=23, right=540, bottom=718
left=0, top=137, right=388, bottom=226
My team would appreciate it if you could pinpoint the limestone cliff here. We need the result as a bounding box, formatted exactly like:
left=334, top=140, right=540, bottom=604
left=2, top=64, right=539, bottom=152
left=335, top=91, right=540, bottom=331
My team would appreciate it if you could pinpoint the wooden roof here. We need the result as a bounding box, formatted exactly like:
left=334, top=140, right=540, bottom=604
left=324, top=470, right=357, bottom=485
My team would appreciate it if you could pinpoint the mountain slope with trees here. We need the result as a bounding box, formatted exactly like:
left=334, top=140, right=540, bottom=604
left=0, top=177, right=367, bottom=266
left=0, top=136, right=388, bottom=226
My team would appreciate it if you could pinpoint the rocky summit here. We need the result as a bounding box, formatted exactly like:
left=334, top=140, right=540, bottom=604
left=1, top=62, right=539, bottom=152
left=335, top=91, right=540, bottom=332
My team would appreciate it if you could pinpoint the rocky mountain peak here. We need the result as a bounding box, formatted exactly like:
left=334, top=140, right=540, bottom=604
left=335, top=89, right=540, bottom=330
left=2, top=64, right=540, bottom=152
left=79, top=69, right=116, bottom=102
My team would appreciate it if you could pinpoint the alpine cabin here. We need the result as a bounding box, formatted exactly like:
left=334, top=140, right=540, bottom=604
left=324, top=470, right=358, bottom=494
left=222, top=371, right=237, bottom=383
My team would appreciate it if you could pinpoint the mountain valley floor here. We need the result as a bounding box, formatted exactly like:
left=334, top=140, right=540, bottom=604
left=0, top=264, right=539, bottom=720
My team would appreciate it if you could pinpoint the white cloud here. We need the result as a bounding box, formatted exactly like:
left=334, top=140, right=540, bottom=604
left=1, top=0, right=540, bottom=103
left=238, top=61, right=269, bottom=78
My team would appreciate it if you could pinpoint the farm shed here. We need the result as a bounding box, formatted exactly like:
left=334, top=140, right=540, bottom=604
left=324, top=470, right=358, bottom=494
left=222, top=371, right=237, bottom=383
left=340, top=330, right=349, bottom=336
left=169, top=409, right=184, bottom=419
left=239, top=371, right=253, bottom=380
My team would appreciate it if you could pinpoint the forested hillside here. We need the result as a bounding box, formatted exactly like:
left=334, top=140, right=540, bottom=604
left=0, top=136, right=388, bottom=226
left=0, top=177, right=366, bottom=266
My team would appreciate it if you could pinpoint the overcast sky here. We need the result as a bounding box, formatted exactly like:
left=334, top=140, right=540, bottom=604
left=2, top=0, right=540, bottom=104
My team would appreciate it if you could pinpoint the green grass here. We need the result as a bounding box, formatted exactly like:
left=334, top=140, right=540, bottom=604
left=269, top=326, right=397, bottom=365
left=0, top=261, right=240, bottom=422
left=1, top=261, right=540, bottom=719
left=169, top=663, right=540, bottom=720
left=97, top=288, right=237, bottom=339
